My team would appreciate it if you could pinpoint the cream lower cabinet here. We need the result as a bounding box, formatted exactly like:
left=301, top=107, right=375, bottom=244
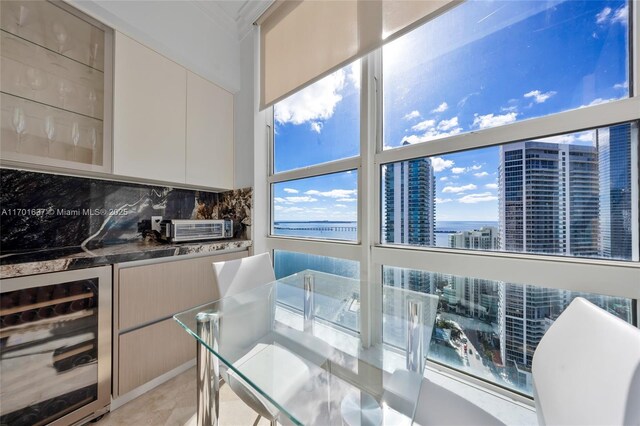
left=113, top=31, right=186, bottom=184
left=113, top=250, right=248, bottom=397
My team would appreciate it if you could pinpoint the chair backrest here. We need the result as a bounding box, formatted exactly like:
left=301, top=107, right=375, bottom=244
left=213, top=252, right=276, bottom=298
left=532, top=297, right=640, bottom=426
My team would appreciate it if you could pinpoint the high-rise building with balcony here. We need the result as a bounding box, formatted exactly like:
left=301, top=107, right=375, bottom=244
left=498, top=141, right=599, bottom=378
left=445, top=227, right=500, bottom=321
left=383, top=146, right=436, bottom=292
left=448, top=226, right=499, bottom=250
left=383, top=154, right=436, bottom=247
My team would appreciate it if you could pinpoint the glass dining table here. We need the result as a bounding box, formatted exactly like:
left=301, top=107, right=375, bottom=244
left=174, top=270, right=439, bottom=426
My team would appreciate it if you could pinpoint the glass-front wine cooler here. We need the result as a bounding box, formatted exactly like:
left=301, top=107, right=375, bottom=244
left=0, top=266, right=111, bottom=426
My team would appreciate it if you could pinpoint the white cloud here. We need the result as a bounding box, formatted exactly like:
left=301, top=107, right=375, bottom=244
left=402, top=128, right=462, bottom=144
left=432, top=102, right=448, bottom=113
left=612, top=5, right=628, bottom=24
left=442, top=184, right=477, bottom=193
left=337, top=197, right=357, bottom=202
left=485, top=183, right=498, bottom=189
left=411, top=119, right=436, bottom=131
left=335, top=204, right=347, bottom=208
left=283, top=188, right=299, bottom=194
left=470, top=165, right=482, bottom=170
left=472, top=112, right=517, bottom=129
left=440, top=177, right=449, bottom=182
left=436, top=197, right=453, bottom=204
left=458, top=192, right=498, bottom=204
left=613, top=81, right=629, bottom=90
left=431, top=157, right=454, bottom=172
left=524, top=90, right=557, bottom=104
left=275, top=206, right=304, bottom=214
left=274, top=197, right=287, bottom=203
left=274, top=69, right=345, bottom=125
left=310, top=122, right=323, bottom=133
left=347, top=61, right=361, bottom=89
left=458, top=92, right=479, bottom=108
left=474, top=172, right=489, bottom=177
left=596, top=7, right=611, bottom=24
left=305, top=189, right=357, bottom=199
left=451, top=167, right=466, bottom=174
left=596, top=5, right=627, bottom=25
left=285, top=196, right=317, bottom=203
left=437, top=117, right=458, bottom=131
left=403, top=110, right=421, bottom=121
left=579, top=97, right=620, bottom=108
left=403, top=115, right=464, bottom=145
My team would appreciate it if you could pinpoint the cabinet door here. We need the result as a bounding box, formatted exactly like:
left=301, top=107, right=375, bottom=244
left=118, top=318, right=193, bottom=395
left=113, top=32, right=186, bottom=184
left=186, top=71, right=234, bottom=189
left=118, top=251, right=247, bottom=330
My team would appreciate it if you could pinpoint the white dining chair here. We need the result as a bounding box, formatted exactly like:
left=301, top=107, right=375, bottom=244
left=531, top=297, right=640, bottom=426
left=212, top=252, right=308, bottom=426
left=412, top=376, right=505, bottom=426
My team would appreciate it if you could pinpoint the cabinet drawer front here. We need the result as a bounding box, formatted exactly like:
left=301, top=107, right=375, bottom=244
left=118, top=318, right=193, bottom=395
left=118, top=251, right=247, bottom=330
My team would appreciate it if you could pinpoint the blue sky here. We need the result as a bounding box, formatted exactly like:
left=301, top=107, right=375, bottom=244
left=273, top=0, right=629, bottom=222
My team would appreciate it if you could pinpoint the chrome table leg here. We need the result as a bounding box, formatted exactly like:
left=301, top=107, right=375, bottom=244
left=197, top=312, right=220, bottom=426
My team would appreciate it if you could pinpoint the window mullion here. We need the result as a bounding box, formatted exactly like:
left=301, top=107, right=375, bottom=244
left=375, top=97, right=640, bottom=166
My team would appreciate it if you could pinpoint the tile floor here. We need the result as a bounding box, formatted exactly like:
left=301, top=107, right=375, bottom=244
left=99, top=367, right=269, bottom=426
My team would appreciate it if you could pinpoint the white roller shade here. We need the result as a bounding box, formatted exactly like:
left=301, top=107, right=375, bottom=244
left=259, top=0, right=461, bottom=110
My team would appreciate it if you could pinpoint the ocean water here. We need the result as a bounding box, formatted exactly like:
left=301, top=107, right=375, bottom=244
left=273, top=221, right=357, bottom=241
left=273, top=220, right=499, bottom=244
left=273, top=221, right=499, bottom=279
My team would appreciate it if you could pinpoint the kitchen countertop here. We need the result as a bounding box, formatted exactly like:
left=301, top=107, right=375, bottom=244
left=0, top=239, right=252, bottom=279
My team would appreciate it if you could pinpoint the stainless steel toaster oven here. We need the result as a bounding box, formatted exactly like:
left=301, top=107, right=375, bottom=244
left=159, top=219, right=233, bottom=243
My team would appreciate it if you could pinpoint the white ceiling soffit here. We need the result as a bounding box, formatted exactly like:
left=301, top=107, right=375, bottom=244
left=194, top=0, right=274, bottom=40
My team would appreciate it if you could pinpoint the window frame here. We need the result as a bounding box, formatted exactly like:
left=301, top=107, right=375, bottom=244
left=261, top=0, right=640, bottom=404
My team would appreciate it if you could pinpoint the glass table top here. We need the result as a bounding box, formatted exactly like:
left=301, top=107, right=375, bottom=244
left=174, top=270, right=439, bottom=426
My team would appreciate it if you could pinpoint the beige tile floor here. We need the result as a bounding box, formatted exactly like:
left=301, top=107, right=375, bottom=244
left=99, top=367, right=270, bottom=426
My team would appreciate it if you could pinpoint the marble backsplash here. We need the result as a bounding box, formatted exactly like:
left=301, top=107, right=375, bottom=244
left=0, top=169, right=252, bottom=252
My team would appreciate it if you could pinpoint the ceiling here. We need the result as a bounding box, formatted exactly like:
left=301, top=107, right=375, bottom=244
left=193, top=0, right=273, bottom=40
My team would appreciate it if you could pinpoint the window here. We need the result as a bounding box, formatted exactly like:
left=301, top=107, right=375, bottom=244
left=383, top=0, right=630, bottom=149
left=263, top=0, right=639, bottom=403
left=270, top=61, right=361, bottom=244
left=383, top=265, right=634, bottom=395
left=274, top=61, right=361, bottom=173
left=381, top=122, right=639, bottom=261
left=274, top=250, right=359, bottom=280
left=272, top=171, right=358, bottom=241
left=274, top=251, right=360, bottom=332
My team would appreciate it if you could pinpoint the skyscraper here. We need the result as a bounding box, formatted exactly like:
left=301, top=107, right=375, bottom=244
left=445, top=227, right=500, bottom=321
left=383, top=153, right=436, bottom=246
left=383, top=147, right=436, bottom=292
left=598, top=122, right=636, bottom=260
left=499, top=141, right=599, bottom=256
left=498, top=140, right=599, bottom=378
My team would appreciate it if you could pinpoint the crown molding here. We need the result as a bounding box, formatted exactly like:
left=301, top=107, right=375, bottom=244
left=236, top=0, right=273, bottom=40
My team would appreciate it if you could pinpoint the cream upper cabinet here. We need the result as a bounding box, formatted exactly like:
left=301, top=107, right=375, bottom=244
left=113, top=32, right=186, bottom=183
left=186, top=72, right=234, bottom=189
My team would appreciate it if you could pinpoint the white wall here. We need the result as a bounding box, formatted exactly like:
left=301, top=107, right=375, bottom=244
left=68, top=0, right=241, bottom=93
left=234, top=31, right=256, bottom=189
